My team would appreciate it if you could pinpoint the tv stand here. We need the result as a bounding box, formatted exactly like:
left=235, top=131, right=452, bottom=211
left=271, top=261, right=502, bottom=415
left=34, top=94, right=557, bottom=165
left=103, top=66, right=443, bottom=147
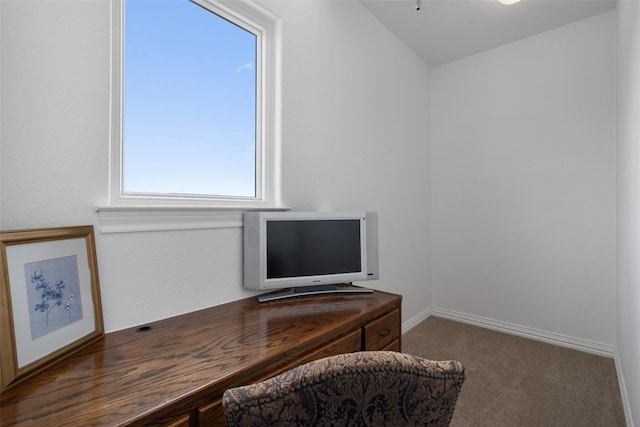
left=258, top=283, right=374, bottom=302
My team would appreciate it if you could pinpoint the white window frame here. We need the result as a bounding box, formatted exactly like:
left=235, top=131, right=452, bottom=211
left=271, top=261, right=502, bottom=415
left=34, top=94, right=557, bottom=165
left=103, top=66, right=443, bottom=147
left=99, top=0, right=283, bottom=233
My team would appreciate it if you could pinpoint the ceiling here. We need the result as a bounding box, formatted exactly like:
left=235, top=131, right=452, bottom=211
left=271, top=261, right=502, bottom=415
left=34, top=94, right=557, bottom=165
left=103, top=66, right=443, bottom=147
left=359, top=0, right=616, bottom=67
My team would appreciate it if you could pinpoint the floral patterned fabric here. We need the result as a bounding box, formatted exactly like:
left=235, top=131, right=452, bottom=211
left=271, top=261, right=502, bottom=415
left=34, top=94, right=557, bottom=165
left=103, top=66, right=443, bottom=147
left=222, top=351, right=466, bottom=426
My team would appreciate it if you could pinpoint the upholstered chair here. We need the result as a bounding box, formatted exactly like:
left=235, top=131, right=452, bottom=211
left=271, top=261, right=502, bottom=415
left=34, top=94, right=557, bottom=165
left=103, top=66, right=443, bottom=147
left=223, top=350, right=466, bottom=426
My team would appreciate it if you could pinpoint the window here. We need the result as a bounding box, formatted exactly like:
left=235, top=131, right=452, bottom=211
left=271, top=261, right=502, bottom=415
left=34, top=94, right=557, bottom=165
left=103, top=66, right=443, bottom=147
left=124, top=0, right=257, bottom=198
left=108, top=0, right=281, bottom=215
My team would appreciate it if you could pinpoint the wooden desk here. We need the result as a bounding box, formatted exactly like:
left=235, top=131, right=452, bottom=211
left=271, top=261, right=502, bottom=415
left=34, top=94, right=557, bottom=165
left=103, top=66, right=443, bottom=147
left=0, top=289, right=401, bottom=426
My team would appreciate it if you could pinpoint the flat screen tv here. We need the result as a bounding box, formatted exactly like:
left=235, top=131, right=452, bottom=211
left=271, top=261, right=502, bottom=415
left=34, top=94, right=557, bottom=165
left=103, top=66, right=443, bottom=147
left=244, top=211, right=379, bottom=302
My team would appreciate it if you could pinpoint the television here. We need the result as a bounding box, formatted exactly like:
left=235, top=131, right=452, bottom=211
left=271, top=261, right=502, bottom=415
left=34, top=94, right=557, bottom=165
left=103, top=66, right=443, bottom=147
left=244, top=211, right=379, bottom=302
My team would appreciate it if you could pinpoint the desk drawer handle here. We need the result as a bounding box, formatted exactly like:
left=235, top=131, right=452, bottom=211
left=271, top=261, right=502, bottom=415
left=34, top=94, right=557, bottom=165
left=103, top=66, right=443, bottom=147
left=377, top=328, right=392, bottom=338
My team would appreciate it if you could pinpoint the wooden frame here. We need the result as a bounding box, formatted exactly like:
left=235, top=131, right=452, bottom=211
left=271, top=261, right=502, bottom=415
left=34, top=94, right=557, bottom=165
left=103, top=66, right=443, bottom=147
left=0, top=225, right=104, bottom=391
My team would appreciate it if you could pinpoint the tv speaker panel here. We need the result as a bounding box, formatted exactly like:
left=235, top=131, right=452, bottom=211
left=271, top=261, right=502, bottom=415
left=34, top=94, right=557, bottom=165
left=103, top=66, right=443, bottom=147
left=243, top=212, right=262, bottom=290
left=365, top=212, right=379, bottom=280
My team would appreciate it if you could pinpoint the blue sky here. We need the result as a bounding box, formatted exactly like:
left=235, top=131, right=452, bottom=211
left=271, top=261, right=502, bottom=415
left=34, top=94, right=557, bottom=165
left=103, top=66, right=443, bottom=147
left=124, top=0, right=257, bottom=197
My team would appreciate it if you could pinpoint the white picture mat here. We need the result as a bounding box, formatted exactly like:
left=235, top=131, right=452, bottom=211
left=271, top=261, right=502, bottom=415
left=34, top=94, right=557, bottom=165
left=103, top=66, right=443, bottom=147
left=6, top=238, right=96, bottom=368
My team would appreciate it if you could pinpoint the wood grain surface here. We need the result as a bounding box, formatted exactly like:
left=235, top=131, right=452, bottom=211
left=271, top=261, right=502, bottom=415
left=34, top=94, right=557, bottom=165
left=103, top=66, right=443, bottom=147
left=0, top=289, right=401, bottom=426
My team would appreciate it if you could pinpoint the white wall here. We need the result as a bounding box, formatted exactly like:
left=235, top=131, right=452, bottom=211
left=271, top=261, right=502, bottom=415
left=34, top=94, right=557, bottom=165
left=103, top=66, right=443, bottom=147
left=616, top=1, right=640, bottom=425
left=430, top=12, right=617, bottom=346
left=0, top=0, right=431, bottom=332
left=266, top=0, right=432, bottom=326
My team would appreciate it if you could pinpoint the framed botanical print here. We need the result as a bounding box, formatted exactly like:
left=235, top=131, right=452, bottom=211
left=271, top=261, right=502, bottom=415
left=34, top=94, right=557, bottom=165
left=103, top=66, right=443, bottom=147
left=0, top=225, right=104, bottom=391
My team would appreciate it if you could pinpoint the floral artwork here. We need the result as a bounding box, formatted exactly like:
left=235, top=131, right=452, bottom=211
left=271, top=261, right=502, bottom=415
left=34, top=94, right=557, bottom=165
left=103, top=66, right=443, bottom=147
left=1, top=225, right=104, bottom=392
left=24, top=255, right=83, bottom=340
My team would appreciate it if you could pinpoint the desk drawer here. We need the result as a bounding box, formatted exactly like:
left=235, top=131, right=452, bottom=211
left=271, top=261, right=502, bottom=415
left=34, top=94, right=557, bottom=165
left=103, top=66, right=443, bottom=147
left=293, top=329, right=362, bottom=367
left=198, top=330, right=362, bottom=426
left=364, top=309, right=400, bottom=350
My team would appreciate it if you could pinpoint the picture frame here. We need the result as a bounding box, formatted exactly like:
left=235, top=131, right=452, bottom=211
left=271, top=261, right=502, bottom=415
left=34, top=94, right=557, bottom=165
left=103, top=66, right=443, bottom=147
left=0, top=225, right=104, bottom=392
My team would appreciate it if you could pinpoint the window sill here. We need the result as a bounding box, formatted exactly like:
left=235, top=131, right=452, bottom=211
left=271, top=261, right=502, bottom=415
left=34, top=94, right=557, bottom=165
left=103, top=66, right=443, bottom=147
left=95, top=205, right=289, bottom=234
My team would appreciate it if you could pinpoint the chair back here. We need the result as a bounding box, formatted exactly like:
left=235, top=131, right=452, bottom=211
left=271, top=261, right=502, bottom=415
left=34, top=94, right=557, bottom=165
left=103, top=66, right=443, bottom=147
left=223, top=350, right=466, bottom=426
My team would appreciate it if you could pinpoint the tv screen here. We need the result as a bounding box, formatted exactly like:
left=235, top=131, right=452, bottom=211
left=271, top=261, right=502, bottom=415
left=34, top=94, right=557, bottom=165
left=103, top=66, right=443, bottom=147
left=266, top=219, right=362, bottom=279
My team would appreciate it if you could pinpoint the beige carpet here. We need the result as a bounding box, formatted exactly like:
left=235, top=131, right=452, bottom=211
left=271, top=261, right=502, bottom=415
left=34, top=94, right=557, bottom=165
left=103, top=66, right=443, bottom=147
left=402, top=316, right=626, bottom=427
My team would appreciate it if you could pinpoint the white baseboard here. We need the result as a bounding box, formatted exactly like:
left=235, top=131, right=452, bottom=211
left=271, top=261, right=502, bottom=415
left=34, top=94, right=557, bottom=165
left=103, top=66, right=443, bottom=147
left=403, top=306, right=615, bottom=357
left=401, top=306, right=433, bottom=333
left=613, top=352, right=636, bottom=427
